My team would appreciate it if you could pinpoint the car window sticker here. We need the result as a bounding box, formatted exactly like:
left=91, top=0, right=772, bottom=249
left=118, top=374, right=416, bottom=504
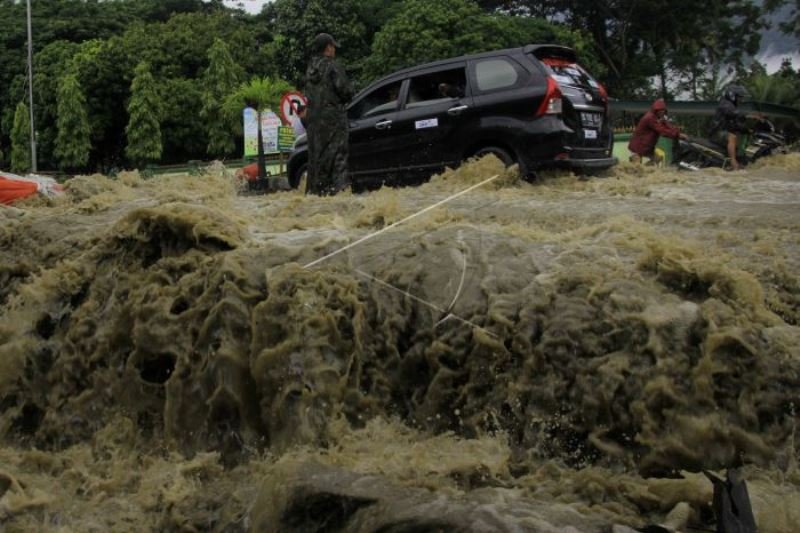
left=415, top=118, right=439, bottom=129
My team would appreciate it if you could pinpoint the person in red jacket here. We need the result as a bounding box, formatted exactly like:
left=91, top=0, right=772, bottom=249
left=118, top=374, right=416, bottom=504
left=628, top=99, right=687, bottom=165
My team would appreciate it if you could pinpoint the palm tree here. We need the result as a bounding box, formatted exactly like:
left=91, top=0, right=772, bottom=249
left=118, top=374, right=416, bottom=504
left=224, top=77, right=293, bottom=182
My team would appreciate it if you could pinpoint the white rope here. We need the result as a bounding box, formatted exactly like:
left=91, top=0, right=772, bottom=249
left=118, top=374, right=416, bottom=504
left=354, top=269, right=496, bottom=338
left=443, top=231, right=468, bottom=315
left=303, top=174, right=500, bottom=268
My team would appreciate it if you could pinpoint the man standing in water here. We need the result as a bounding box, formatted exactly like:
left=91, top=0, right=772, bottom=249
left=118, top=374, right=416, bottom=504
left=305, top=33, right=353, bottom=196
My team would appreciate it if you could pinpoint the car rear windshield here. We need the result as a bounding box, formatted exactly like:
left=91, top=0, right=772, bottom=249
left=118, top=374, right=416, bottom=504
left=539, top=57, right=601, bottom=91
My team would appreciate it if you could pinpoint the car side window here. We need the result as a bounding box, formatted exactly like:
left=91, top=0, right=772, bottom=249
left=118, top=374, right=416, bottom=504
left=406, top=67, right=467, bottom=109
left=474, top=58, right=520, bottom=92
left=348, top=81, right=403, bottom=120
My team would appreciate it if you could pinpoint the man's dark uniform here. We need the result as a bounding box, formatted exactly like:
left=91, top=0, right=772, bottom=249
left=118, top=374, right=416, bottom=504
left=305, top=34, right=353, bottom=196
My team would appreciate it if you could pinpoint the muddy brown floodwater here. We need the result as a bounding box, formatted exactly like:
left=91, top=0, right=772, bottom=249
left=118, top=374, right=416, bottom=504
left=1, top=155, right=799, bottom=532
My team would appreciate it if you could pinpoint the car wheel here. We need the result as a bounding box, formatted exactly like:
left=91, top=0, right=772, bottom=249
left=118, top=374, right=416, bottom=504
left=473, top=146, right=515, bottom=167
left=290, top=162, right=307, bottom=190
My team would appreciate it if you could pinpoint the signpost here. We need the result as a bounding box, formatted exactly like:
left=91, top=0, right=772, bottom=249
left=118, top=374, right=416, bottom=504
left=280, top=91, right=308, bottom=125
left=243, top=108, right=282, bottom=158
left=277, top=125, right=296, bottom=176
left=242, top=95, right=306, bottom=178
left=277, top=126, right=295, bottom=152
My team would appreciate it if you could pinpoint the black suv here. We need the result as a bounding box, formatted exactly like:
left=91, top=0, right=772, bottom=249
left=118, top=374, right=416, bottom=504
left=288, top=44, right=616, bottom=189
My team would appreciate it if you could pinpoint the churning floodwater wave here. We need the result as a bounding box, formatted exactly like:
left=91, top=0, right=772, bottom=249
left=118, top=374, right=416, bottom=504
left=1, top=155, right=799, bottom=531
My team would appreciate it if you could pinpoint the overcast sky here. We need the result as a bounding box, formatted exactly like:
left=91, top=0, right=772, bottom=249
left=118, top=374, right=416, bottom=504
left=222, top=0, right=270, bottom=14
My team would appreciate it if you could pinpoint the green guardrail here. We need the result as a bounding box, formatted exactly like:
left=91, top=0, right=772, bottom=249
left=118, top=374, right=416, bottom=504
left=144, top=155, right=289, bottom=178
left=610, top=100, right=800, bottom=120
left=613, top=132, right=676, bottom=165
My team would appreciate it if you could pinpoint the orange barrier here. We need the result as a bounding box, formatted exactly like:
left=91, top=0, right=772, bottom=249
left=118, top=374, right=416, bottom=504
left=0, top=175, right=38, bottom=205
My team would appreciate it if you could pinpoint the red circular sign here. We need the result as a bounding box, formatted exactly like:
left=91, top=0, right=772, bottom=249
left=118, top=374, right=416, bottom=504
left=280, top=91, right=308, bottom=125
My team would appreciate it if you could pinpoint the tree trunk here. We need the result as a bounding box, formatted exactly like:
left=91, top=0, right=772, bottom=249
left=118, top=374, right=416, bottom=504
left=659, top=61, right=668, bottom=99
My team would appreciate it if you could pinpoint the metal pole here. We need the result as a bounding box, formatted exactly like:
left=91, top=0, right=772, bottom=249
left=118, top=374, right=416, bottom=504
left=26, top=0, right=37, bottom=172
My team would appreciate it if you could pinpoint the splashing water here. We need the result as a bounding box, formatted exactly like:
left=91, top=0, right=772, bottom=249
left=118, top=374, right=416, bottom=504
left=1, top=154, right=799, bottom=531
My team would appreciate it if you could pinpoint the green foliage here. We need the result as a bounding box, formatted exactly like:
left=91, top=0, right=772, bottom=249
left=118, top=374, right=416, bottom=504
left=223, top=77, right=295, bottom=123
left=31, top=41, right=83, bottom=169
left=365, top=0, right=491, bottom=80
left=0, top=0, right=142, bottom=144
left=55, top=73, right=92, bottom=170
left=485, top=15, right=604, bottom=78
left=160, top=77, right=207, bottom=163
left=126, top=62, right=162, bottom=167
left=201, top=39, right=244, bottom=157
left=11, top=101, right=31, bottom=174
left=265, top=0, right=370, bottom=86
left=1, top=2, right=268, bottom=169
left=744, top=72, right=800, bottom=108
left=364, top=0, right=601, bottom=83
left=484, top=0, right=769, bottom=97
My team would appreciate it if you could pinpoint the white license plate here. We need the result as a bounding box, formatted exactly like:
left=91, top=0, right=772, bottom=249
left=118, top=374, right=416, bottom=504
left=584, top=129, right=598, bottom=139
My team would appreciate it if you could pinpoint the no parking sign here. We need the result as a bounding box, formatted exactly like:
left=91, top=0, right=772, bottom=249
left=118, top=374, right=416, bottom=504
left=280, top=91, right=308, bottom=125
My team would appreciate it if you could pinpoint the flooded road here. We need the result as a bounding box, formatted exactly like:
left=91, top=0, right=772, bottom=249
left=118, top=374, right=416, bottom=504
left=1, top=155, right=799, bottom=531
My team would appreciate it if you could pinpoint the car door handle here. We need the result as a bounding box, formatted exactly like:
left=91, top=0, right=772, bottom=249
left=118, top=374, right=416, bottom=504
left=375, top=119, right=392, bottom=130
left=448, top=105, right=469, bottom=116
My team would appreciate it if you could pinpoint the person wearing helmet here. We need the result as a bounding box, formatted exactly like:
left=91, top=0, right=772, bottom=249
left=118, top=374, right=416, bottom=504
left=304, top=33, right=354, bottom=196
left=709, top=84, right=761, bottom=170
left=628, top=99, right=687, bottom=165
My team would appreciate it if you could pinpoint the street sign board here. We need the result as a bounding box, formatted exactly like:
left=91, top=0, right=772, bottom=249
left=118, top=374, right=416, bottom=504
left=280, top=91, right=308, bottom=125
left=243, top=108, right=282, bottom=157
left=277, top=126, right=295, bottom=152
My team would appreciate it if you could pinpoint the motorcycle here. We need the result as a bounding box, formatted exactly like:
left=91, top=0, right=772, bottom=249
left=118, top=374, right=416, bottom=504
left=673, top=136, right=734, bottom=171
left=672, top=117, right=786, bottom=171
left=749, top=118, right=789, bottom=158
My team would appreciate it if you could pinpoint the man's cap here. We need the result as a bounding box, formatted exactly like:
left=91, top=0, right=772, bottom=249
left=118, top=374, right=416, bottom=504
left=312, top=33, right=339, bottom=53
left=652, top=98, right=667, bottom=111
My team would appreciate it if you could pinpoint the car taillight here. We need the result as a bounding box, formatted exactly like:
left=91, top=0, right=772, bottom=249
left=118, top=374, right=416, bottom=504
left=597, top=83, right=608, bottom=103
left=536, top=76, right=562, bottom=116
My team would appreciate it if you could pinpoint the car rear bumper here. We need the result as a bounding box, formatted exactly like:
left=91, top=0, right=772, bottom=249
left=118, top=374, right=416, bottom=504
left=526, top=154, right=618, bottom=172
left=563, top=156, right=618, bottom=169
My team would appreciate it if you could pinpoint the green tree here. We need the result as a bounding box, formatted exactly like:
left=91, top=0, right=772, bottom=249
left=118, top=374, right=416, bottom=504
left=365, top=0, right=491, bottom=80
left=1, top=3, right=266, bottom=169
left=126, top=62, right=162, bottom=168
left=10, top=101, right=31, bottom=174
left=744, top=71, right=799, bottom=107
left=55, top=73, right=92, bottom=170
left=223, top=77, right=293, bottom=180
left=264, top=0, right=369, bottom=86
left=201, top=38, right=244, bottom=157
left=482, top=0, right=768, bottom=97
left=160, top=77, right=207, bottom=163
left=364, top=0, right=598, bottom=82
left=485, top=15, right=603, bottom=77
left=35, top=42, right=84, bottom=170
